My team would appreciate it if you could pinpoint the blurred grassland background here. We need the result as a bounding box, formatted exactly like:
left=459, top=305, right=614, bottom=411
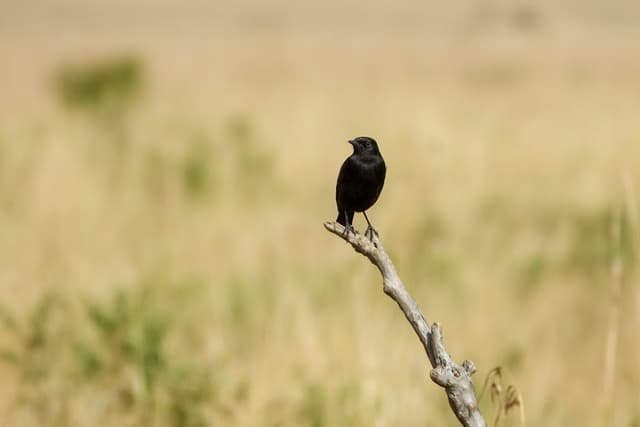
left=1, top=0, right=640, bottom=426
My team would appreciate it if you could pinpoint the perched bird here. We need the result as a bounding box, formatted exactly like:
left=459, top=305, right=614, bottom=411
left=335, top=136, right=386, bottom=239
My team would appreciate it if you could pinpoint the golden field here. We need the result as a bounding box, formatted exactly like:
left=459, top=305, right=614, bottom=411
left=1, top=1, right=640, bottom=426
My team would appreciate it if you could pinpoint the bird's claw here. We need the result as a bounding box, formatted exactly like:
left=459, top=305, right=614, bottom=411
left=364, top=225, right=378, bottom=241
left=341, top=224, right=355, bottom=238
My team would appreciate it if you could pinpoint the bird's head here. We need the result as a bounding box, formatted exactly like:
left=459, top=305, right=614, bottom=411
left=348, top=136, right=381, bottom=156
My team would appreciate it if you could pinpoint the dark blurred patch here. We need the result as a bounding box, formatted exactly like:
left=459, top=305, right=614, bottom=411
left=227, top=277, right=251, bottom=329
left=226, top=274, right=276, bottom=340
left=298, top=383, right=326, bottom=427
left=515, top=252, right=548, bottom=295
left=296, top=381, right=367, bottom=427
left=87, top=287, right=172, bottom=392
left=0, top=292, right=68, bottom=424
left=302, top=269, right=361, bottom=312
left=81, top=279, right=213, bottom=425
left=519, top=212, right=561, bottom=294
left=166, top=362, right=213, bottom=427
left=0, top=277, right=213, bottom=426
left=140, top=132, right=218, bottom=206
left=465, top=2, right=543, bottom=34
left=564, top=207, right=633, bottom=278
left=335, top=383, right=362, bottom=425
left=54, top=55, right=146, bottom=186
left=477, top=197, right=636, bottom=291
left=226, top=113, right=277, bottom=198
left=409, top=214, right=457, bottom=283
left=503, top=346, right=524, bottom=372
left=55, top=56, right=143, bottom=113
left=477, top=198, right=554, bottom=295
left=228, top=114, right=252, bottom=144
left=510, top=4, right=542, bottom=31
left=461, top=62, right=528, bottom=89
left=181, top=135, right=215, bottom=200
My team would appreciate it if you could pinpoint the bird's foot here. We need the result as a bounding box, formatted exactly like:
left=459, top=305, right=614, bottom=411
left=364, top=225, right=378, bottom=241
left=341, top=223, right=355, bottom=238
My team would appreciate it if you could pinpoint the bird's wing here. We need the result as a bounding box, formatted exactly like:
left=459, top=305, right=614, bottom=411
left=336, top=157, right=358, bottom=204
left=374, top=160, right=386, bottom=196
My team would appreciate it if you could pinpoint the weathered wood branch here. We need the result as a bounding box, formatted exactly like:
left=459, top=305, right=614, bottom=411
left=324, top=221, right=486, bottom=427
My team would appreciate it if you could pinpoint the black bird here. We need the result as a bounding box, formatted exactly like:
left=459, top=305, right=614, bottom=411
left=335, top=136, right=386, bottom=239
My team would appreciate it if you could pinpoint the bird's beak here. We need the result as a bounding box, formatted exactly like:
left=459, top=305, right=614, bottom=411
left=347, top=139, right=356, bottom=146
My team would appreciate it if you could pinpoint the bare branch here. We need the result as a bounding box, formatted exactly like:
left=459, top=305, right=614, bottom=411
left=324, top=221, right=486, bottom=427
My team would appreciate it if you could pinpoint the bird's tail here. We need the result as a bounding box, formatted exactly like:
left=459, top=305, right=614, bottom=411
left=336, top=211, right=354, bottom=227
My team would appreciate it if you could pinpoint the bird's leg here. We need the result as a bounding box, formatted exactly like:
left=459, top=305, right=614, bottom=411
left=342, top=211, right=355, bottom=237
left=363, top=211, right=378, bottom=241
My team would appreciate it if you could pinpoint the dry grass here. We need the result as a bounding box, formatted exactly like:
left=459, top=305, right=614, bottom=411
left=1, top=1, right=640, bottom=426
